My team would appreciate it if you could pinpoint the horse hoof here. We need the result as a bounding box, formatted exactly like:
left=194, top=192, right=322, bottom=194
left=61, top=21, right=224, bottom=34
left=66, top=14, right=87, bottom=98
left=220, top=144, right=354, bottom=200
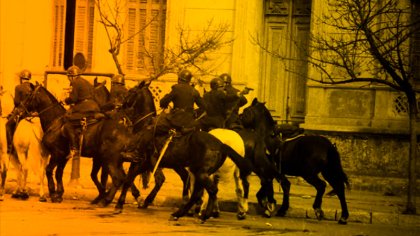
left=169, top=215, right=179, bottom=221
left=237, top=212, right=246, bottom=220
left=113, top=208, right=123, bottom=214
left=0, top=195, right=4, bottom=201
left=11, top=192, right=21, bottom=199
left=275, top=210, right=286, bottom=217
left=39, top=196, right=47, bottom=202
left=211, top=211, right=220, bottom=218
left=263, top=209, right=272, bottom=218
left=338, top=217, right=348, bottom=225
left=20, top=192, right=29, bottom=200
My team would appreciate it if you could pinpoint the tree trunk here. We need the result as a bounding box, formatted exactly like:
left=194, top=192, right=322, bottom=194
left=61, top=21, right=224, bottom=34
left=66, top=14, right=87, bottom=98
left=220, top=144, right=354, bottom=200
left=405, top=102, right=417, bottom=214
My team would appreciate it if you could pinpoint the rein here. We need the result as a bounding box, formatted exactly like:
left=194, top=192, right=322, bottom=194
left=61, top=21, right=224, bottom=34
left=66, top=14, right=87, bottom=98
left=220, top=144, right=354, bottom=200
left=132, top=111, right=156, bottom=127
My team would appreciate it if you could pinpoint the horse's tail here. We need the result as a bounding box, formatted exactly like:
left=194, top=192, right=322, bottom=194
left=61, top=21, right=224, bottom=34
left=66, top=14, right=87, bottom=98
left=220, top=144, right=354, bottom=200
left=326, top=143, right=351, bottom=190
left=221, top=144, right=253, bottom=175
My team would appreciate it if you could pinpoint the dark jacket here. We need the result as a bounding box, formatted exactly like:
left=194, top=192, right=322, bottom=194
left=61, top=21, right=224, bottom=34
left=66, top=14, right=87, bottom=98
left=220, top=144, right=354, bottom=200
left=200, top=89, right=228, bottom=131
left=158, top=82, right=205, bottom=132
left=160, top=82, right=205, bottom=113
left=14, top=82, right=33, bottom=107
left=65, top=76, right=100, bottom=118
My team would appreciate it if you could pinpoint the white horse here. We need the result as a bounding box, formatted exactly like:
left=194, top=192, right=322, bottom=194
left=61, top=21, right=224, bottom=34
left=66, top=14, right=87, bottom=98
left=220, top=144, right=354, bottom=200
left=0, top=117, right=9, bottom=201
left=196, top=128, right=248, bottom=219
left=11, top=117, right=49, bottom=202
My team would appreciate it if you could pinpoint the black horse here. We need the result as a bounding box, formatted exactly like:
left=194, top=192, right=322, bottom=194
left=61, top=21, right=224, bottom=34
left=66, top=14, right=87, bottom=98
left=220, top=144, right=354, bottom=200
left=114, top=124, right=252, bottom=222
left=118, top=81, right=191, bottom=208
left=19, top=85, right=132, bottom=204
left=241, top=98, right=350, bottom=224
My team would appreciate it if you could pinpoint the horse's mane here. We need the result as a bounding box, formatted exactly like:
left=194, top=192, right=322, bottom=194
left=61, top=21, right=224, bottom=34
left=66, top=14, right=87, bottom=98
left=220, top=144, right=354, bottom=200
left=38, top=86, right=62, bottom=105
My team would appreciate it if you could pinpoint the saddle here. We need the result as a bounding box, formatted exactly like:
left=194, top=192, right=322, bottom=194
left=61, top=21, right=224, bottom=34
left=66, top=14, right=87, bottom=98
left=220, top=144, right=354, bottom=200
left=274, top=123, right=304, bottom=141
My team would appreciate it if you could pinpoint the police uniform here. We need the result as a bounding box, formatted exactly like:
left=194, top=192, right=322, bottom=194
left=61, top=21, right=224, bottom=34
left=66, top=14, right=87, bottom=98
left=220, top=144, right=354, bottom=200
left=6, top=76, right=34, bottom=153
left=63, top=70, right=100, bottom=156
left=200, top=89, right=228, bottom=131
left=159, top=82, right=205, bottom=133
left=65, top=76, right=100, bottom=120
left=224, top=83, right=247, bottom=129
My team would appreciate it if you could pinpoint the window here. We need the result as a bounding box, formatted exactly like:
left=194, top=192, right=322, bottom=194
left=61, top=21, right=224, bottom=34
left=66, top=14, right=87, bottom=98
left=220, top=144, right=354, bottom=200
left=125, top=0, right=167, bottom=75
left=50, top=0, right=95, bottom=71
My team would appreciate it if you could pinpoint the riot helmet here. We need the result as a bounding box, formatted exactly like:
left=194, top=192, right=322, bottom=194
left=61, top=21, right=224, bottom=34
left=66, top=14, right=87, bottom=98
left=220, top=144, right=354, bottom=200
left=178, top=70, right=192, bottom=83
left=210, top=77, right=225, bottom=90
left=67, top=65, right=81, bottom=77
left=112, top=74, right=125, bottom=85
left=219, top=73, right=232, bottom=85
left=19, top=69, right=32, bottom=80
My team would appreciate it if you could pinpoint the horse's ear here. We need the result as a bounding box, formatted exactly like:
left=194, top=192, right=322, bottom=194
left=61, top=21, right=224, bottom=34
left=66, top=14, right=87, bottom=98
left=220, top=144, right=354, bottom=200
left=94, top=77, right=98, bottom=86
left=252, top=98, right=258, bottom=105
left=138, top=80, right=146, bottom=88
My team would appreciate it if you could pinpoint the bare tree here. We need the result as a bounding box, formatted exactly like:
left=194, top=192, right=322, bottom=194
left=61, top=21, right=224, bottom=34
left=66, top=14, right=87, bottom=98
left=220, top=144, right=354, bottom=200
left=95, top=0, right=232, bottom=81
left=253, top=0, right=419, bottom=214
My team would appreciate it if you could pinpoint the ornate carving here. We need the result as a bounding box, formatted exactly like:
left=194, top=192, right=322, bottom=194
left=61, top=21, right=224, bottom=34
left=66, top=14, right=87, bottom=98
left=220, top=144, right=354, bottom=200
left=266, top=0, right=289, bottom=15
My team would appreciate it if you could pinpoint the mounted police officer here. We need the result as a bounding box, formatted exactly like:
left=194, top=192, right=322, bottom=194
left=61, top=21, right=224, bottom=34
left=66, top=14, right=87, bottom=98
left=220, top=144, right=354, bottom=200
left=6, top=69, right=35, bottom=154
left=121, top=69, right=205, bottom=160
left=62, top=65, right=100, bottom=160
left=219, top=73, right=249, bottom=130
left=158, top=69, right=205, bottom=134
left=200, top=77, right=229, bottom=131
left=101, top=74, right=128, bottom=113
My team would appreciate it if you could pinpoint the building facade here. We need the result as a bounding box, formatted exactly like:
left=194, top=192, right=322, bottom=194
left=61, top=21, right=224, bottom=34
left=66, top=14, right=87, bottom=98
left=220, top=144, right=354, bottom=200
left=0, top=0, right=418, bottom=188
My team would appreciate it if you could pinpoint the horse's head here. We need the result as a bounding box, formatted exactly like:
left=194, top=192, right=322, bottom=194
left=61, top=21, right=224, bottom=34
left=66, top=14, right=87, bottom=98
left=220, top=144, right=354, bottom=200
left=122, top=80, right=156, bottom=131
left=93, top=82, right=110, bottom=107
left=19, top=85, right=66, bottom=120
left=241, top=98, right=276, bottom=131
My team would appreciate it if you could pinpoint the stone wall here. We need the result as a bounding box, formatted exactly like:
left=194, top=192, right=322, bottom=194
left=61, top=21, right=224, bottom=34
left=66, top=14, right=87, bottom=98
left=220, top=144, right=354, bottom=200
left=304, top=130, right=420, bottom=194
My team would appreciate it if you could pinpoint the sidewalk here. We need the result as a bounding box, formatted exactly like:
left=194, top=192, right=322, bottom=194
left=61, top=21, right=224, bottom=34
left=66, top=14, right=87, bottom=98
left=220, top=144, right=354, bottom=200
left=5, top=158, right=420, bottom=226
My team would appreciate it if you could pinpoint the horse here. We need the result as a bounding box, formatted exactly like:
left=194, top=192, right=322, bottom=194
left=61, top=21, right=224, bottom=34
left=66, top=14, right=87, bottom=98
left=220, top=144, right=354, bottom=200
left=18, top=85, right=133, bottom=205
left=241, top=98, right=350, bottom=224
left=9, top=117, right=49, bottom=202
left=115, top=126, right=252, bottom=222
left=199, top=128, right=249, bottom=220
left=0, top=117, right=8, bottom=200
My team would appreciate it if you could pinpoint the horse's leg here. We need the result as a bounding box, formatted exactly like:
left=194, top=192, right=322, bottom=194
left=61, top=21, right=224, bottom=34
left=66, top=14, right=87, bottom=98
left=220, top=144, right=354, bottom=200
left=173, top=167, right=190, bottom=204
left=101, top=162, right=126, bottom=207
left=38, top=155, right=48, bottom=202
left=114, top=162, right=142, bottom=213
left=0, top=158, right=6, bottom=201
left=323, top=173, right=349, bottom=224
left=51, top=160, right=67, bottom=203
left=171, top=174, right=208, bottom=221
left=234, top=168, right=249, bottom=220
left=276, top=175, right=291, bottom=217
left=46, top=156, right=58, bottom=200
left=198, top=173, right=218, bottom=222
left=303, top=175, right=327, bottom=221
left=141, top=168, right=165, bottom=208
left=90, top=158, right=106, bottom=204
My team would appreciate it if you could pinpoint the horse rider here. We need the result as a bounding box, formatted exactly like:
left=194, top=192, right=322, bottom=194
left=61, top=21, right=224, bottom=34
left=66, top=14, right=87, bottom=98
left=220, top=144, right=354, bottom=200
left=199, top=77, right=230, bottom=132
left=101, top=74, right=128, bottom=114
left=6, top=69, right=35, bottom=154
left=157, top=69, right=206, bottom=134
left=219, top=73, right=250, bottom=130
left=62, top=65, right=101, bottom=160
left=121, top=69, right=205, bottom=160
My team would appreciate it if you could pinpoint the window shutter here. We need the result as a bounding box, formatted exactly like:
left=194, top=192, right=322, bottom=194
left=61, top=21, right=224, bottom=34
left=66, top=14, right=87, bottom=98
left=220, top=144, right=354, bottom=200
left=51, top=0, right=66, bottom=69
left=74, top=0, right=95, bottom=70
left=126, top=0, right=166, bottom=74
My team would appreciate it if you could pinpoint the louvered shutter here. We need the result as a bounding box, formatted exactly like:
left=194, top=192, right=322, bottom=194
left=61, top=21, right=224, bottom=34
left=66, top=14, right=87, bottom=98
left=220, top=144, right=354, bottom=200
left=126, top=0, right=166, bottom=74
left=74, top=0, right=95, bottom=71
left=51, top=0, right=66, bottom=70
